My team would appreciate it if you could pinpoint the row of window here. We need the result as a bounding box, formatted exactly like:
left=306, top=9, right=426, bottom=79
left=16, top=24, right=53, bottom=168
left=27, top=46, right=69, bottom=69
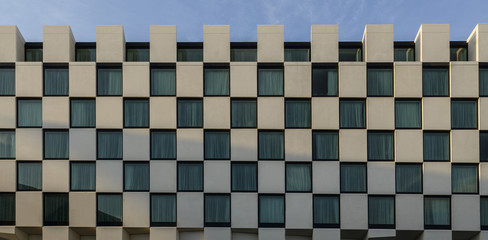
left=12, top=161, right=481, bottom=194
left=0, top=192, right=485, bottom=229
left=2, top=63, right=488, bottom=97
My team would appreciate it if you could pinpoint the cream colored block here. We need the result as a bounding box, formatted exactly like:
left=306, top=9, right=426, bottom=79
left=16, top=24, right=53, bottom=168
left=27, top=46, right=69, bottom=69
left=258, top=161, right=284, bottom=193
left=43, top=97, right=69, bottom=128
left=340, top=194, right=368, bottom=229
left=482, top=98, right=488, bottom=130
left=451, top=130, right=479, bottom=163
left=414, top=24, right=450, bottom=62
left=230, top=63, right=257, bottom=97
left=312, top=98, right=339, bottom=129
left=16, top=62, right=42, bottom=97
left=123, top=129, right=149, bottom=160
left=43, top=160, right=69, bottom=192
left=258, top=97, right=284, bottom=129
left=176, top=63, right=203, bottom=97
left=204, top=229, right=230, bottom=240
left=204, top=25, right=230, bottom=62
left=179, top=231, right=203, bottom=240
left=69, top=62, right=96, bottom=97
left=450, top=62, right=478, bottom=97
left=204, top=161, right=230, bottom=192
left=468, top=24, right=488, bottom=62
left=313, top=229, right=340, bottom=240
left=258, top=229, right=284, bottom=240
left=362, top=25, right=394, bottom=62
left=96, top=25, right=125, bottom=62
left=231, top=193, right=258, bottom=228
left=69, top=192, right=96, bottom=227
left=257, top=25, right=284, bottom=62
left=96, top=161, right=123, bottom=192
left=452, top=195, right=480, bottom=231
left=150, top=161, right=176, bottom=192
left=423, top=98, right=450, bottom=130
left=123, top=62, right=149, bottom=96
left=396, top=195, right=423, bottom=230
left=481, top=163, right=488, bottom=195
left=339, top=62, right=366, bottom=97
left=204, top=97, right=230, bottom=128
left=367, top=98, right=394, bottom=129
left=123, top=193, right=150, bottom=227
left=96, top=97, right=122, bottom=128
left=311, top=25, right=338, bottom=62
left=231, top=129, right=257, bottom=161
left=16, top=129, right=42, bottom=160
left=0, top=161, right=15, bottom=191
left=177, top=129, right=203, bottom=160
left=42, top=227, right=70, bottom=240
left=177, top=193, right=203, bottom=228
left=421, top=231, right=451, bottom=240
left=423, top=162, right=451, bottom=195
left=313, top=162, right=339, bottom=193
left=285, top=130, right=311, bottom=161
left=149, top=228, right=178, bottom=240
left=0, top=97, right=15, bottom=128
left=150, top=25, right=177, bottom=62
left=232, top=232, right=258, bottom=240
left=0, top=26, right=25, bottom=62
left=16, top=192, right=42, bottom=227
left=339, top=130, right=367, bottom=162
left=69, top=129, right=96, bottom=160
left=150, top=97, right=176, bottom=128
left=286, top=193, right=313, bottom=229
left=395, top=130, right=423, bottom=162
left=284, top=63, right=311, bottom=97
left=96, top=228, right=129, bottom=240
left=367, top=230, right=396, bottom=239
left=43, top=26, right=75, bottom=62
left=394, top=62, right=422, bottom=97
left=367, top=162, right=395, bottom=194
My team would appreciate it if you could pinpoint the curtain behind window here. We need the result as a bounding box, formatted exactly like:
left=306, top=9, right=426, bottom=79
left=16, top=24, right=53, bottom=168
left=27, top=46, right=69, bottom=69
left=0, top=193, right=14, bottom=224
left=44, top=131, right=69, bottom=159
left=44, top=193, right=68, bottom=225
left=178, top=163, right=203, bottom=191
left=258, top=131, right=284, bottom=160
left=424, top=197, right=450, bottom=227
left=205, top=195, right=230, bottom=224
left=151, top=131, right=176, bottom=159
left=124, top=163, right=149, bottom=191
left=71, top=99, right=95, bottom=127
left=285, top=100, right=310, bottom=128
left=71, top=162, right=95, bottom=191
left=312, top=68, right=337, bottom=96
left=368, top=132, right=394, bottom=161
left=452, top=165, right=478, bottom=193
left=368, top=69, right=393, bottom=96
left=481, top=132, right=488, bottom=162
left=151, top=194, right=176, bottom=224
left=481, top=198, right=488, bottom=228
left=205, top=131, right=230, bottom=159
left=124, top=99, right=149, bottom=127
left=395, top=100, right=421, bottom=128
left=313, top=196, right=339, bottom=226
left=286, top=164, right=311, bottom=192
left=231, top=163, right=257, bottom=191
left=451, top=100, right=477, bottom=129
left=205, top=69, right=229, bottom=96
left=18, top=162, right=42, bottom=191
left=481, top=68, right=488, bottom=97
left=177, top=99, right=203, bottom=127
left=231, top=49, right=257, bottom=62
left=76, top=48, right=96, bottom=62
left=312, top=131, right=338, bottom=160
left=258, top=69, right=283, bottom=96
left=0, top=68, right=15, bottom=95
left=25, top=49, right=43, bottom=61
left=151, top=69, right=176, bottom=96
left=126, top=49, right=149, bottom=62
left=97, top=131, right=122, bottom=159
left=396, top=164, right=422, bottom=193
left=423, top=69, right=448, bottom=96
left=368, top=196, right=394, bottom=226
left=340, top=100, right=365, bottom=128
left=340, top=164, right=366, bottom=192
left=284, top=49, right=309, bottom=62
left=18, top=99, right=42, bottom=127
left=259, top=195, right=284, bottom=224
left=0, top=131, right=15, bottom=159
left=231, top=99, right=256, bottom=128
left=44, top=68, right=68, bottom=95
left=177, top=49, right=203, bottom=61
left=97, top=68, right=122, bottom=96
left=97, top=194, right=122, bottom=225
left=423, top=132, right=449, bottom=161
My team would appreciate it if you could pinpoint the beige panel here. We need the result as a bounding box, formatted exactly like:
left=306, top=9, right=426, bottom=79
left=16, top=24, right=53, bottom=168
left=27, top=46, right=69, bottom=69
left=176, top=62, right=203, bottom=97
left=414, top=24, right=450, bottom=62
left=367, top=97, right=394, bottom=130
left=43, top=160, right=69, bottom=192
left=285, top=130, right=311, bottom=161
left=16, top=192, right=42, bottom=227
left=312, top=229, right=340, bottom=240
left=257, top=25, right=284, bottom=62
left=204, top=228, right=231, bottom=240
left=123, top=193, right=150, bottom=227
left=284, top=63, right=311, bottom=97
left=451, top=130, right=479, bottom=163
left=16, top=62, right=42, bottom=97
left=481, top=163, right=488, bottom=195
left=69, top=192, right=96, bottom=227
left=150, top=161, right=176, bottom=192
left=204, top=161, right=230, bottom=192
left=231, top=193, right=258, bottom=228
left=423, top=162, right=451, bottom=195
left=285, top=193, right=313, bottom=229
left=123, top=129, right=149, bottom=160
left=42, top=227, right=70, bottom=240
left=482, top=98, right=488, bottom=130
left=0, top=25, right=24, bottom=62
left=177, top=192, right=203, bottom=228
left=96, top=161, right=123, bottom=192
left=394, top=62, right=422, bottom=97
left=258, top=97, right=284, bottom=129
left=16, top=129, right=42, bottom=160
left=313, top=161, right=339, bottom=193
left=96, top=228, right=129, bottom=240
left=69, top=62, right=96, bottom=97
left=69, top=129, right=96, bottom=160
left=340, top=194, right=368, bottom=229
left=367, top=162, right=395, bottom=194
left=258, top=161, right=284, bottom=193
left=230, top=63, right=257, bottom=97
left=473, top=24, right=488, bottom=62
left=396, top=195, right=423, bottom=230
left=452, top=195, right=480, bottom=231
left=150, top=97, right=176, bottom=128
left=311, top=25, right=338, bottom=62
left=363, top=24, right=394, bottom=62
left=0, top=161, right=15, bottom=191
left=204, top=97, right=230, bottom=129
left=231, top=129, right=257, bottom=161
left=0, top=97, right=16, bottom=128
left=339, top=62, right=366, bottom=97
left=96, top=97, right=122, bottom=128
left=43, top=25, right=75, bottom=62
left=395, top=130, right=423, bottom=162
left=312, top=98, right=339, bottom=129
left=203, top=25, right=230, bottom=62
left=423, top=98, right=450, bottom=130
left=450, top=62, right=478, bottom=97
left=421, top=231, right=452, bottom=240
left=150, top=25, right=177, bottom=62
left=149, top=228, right=178, bottom=240
left=339, top=130, right=367, bottom=162
left=232, top=232, right=258, bottom=240
left=367, top=230, right=396, bottom=239
left=179, top=231, right=203, bottom=240
left=96, top=25, right=125, bottom=62
left=123, top=62, right=149, bottom=97
left=43, top=97, right=69, bottom=128
left=258, top=229, right=285, bottom=240
left=177, top=129, right=203, bottom=160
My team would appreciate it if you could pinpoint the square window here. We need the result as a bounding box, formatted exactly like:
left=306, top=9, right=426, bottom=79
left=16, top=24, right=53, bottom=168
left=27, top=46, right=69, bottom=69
left=44, top=130, right=69, bottom=159
left=75, top=44, right=96, bottom=62
left=70, top=162, right=95, bottom=191
left=258, top=131, right=284, bottom=160
left=126, top=44, right=149, bottom=62
left=97, top=130, right=122, bottom=160
left=480, top=66, right=488, bottom=97
left=204, top=66, right=229, bottom=96
left=17, top=99, right=42, bottom=127
left=481, top=132, right=488, bottom=162
left=396, top=164, right=422, bottom=193
left=17, top=162, right=42, bottom=191
left=0, top=131, right=15, bottom=159
left=150, top=130, right=176, bottom=160
left=205, top=194, right=231, bottom=227
left=97, top=194, right=122, bottom=226
left=312, top=131, right=338, bottom=160
left=395, top=100, right=421, bottom=129
left=231, top=162, right=257, bottom=192
left=44, top=66, right=69, bottom=96
left=0, top=67, right=15, bottom=96
left=25, top=43, right=43, bottom=62
left=423, top=67, right=449, bottom=97
left=424, top=196, right=450, bottom=229
left=124, top=99, right=149, bottom=128
left=230, top=46, right=257, bottom=62
left=451, top=100, right=477, bottom=129
left=286, top=163, right=312, bottom=192
left=258, top=66, right=283, bottom=96
left=312, top=65, right=338, bottom=97
left=178, top=162, right=203, bottom=191
left=285, top=99, right=311, bottom=128
left=0, top=193, right=15, bottom=225
left=151, top=194, right=176, bottom=226
left=124, top=162, right=149, bottom=191
left=368, top=196, right=395, bottom=229
left=151, top=67, right=176, bottom=96
left=339, top=44, right=362, bottom=62
left=423, top=132, right=450, bottom=161
left=97, top=66, right=122, bottom=96
left=177, top=44, right=203, bottom=62
left=204, top=131, right=230, bottom=160
left=452, top=164, right=478, bottom=194
left=339, top=99, right=365, bottom=129
left=481, top=197, right=488, bottom=230
left=340, top=163, right=366, bottom=193
left=313, top=195, right=339, bottom=228
left=450, top=44, right=468, bottom=61
left=259, top=195, right=285, bottom=227
left=367, top=131, right=394, bottom=161
left=43, top=193, right=68, bottom=226
left=231, top=99, right=257, bottom=128
left=177, top=99, right=203, bottom=128
left=367, top=67, right=393, bottom=96
left=70, top=99, right=95, bottom=128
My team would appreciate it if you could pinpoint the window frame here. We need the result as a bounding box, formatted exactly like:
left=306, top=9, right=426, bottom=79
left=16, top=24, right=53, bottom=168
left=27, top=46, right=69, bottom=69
left=450, top=41, right=468, bottom=62
left=96, top=129, right=123, bottom=160
left=75, top=42, right=96, bottom=62
left=150, top=63, right=176, bottom=96
left=312, top=130, right=339, bottom=161
left=284, top=42, right=310, bottom=62
left=69, top=161, right=96, bottom=192
left=258, top=130, right=285, bottom=160
left=16, top=98, right=42, bottom=128
left=125, top=42, right=149, bottom=62
left=313, top=194, right=340, bottom=228
left=204, top=130, right=230, bottom=160
left=204, top=193, right=231, bottom=227
left=96, top=193, right=123, bottom=226
left=24, top=42, right=43, bottom=62
left=450, top=98, right=478, bottom=129
left=393, top=41, right=415, bottom=62
left=150, top=193, right=177, bottom=227
left=367, top=130, right=394, bottom=161
left=231, top=98, right=257, bottom=128
left=339, top=42, right=362, bottom=62
left=230, top=42, right=257, bottom=62
left=422, top=63, right=449, bottom=97
left=258, top=194, right=285, bottom=228
left=285, top=162, right=312, bottom=193
left=423, top=131, right=450, bottom=162
left=16, top=161, right=42, bottom=191
left=366, top=63, right=394, bottom=97
left=424, top=195, right=451, bottom=230
left=96, top=63, right=123, bottom=97
left=0, top=129, right=15, bottom=159
left=203, top=63, right=230, bottom=96
left=311, top=63, right=338, bottom=97
left=177, top=98, right=203, bottom=128
left=123, top=98, right=150, bottom=128
left=150, top=129, right=177, bottom=160
left=340, top=162, right=367, bottom=193
left=231, top=162, right=258, bottom=192
left=43, top=192, right=69, bottom=226
left=177, top=42, right=203, bottom=62
left=0, top=63, right=16, bottom=96
left=285, top=98, right=311, bottom=129
left=339, top=98, right=366, bottom=129
left=123, top=161, right=150, bottom=192
left=395, top=163, right=423, bottom=194
left=43, top=129, right=69, bottom=160
left=395, top=98, right=422, bottom=129
left=177, top=161, right=204, bottom=192
left=0, top=192, right=15, bottom=226
left=368, top=195, right=396, bottom=229
left=43, top=63, right=69, bottom=96
left=70, top=98, right=96, bottom=128
left=257, top=63, right=284, bottom=97
left=451, top=164, right=479, bottom=194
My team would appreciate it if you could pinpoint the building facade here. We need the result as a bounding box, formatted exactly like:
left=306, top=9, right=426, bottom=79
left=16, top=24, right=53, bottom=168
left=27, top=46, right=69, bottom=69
left=0, top=24, right=487, bottom=240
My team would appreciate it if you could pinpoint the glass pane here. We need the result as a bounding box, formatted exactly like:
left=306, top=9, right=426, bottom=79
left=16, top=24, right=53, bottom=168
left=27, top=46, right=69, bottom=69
left=71, top=162, right=95, bottom=191
left=0, top=131, right=15, bottom=159
left=340, top=100, right=365, bottom=128
left=231, top=99, right=256, bottom=128
left=231, top=49, right=257, bottom=62
left=424, top=197, right=450, bottom=227
left=17, top=162, right=42, bottom=191
left=451, top=100, right=477, bottom=129
left=284, top=49, right=309, bottom=62
left=177, top=99, right=203, bottom=127
left=313, top=196, right=339, bottom=226
left=178, top=163, right=203, bottom=191
left=124, top=99, right=149, bottom=127
left=44, top=68, right=69, bottom=96
left=423, top=132, right=449, bottom=161
left=25, top=48, right=43, bottom=62
left=97, top=131, right=122, bottom=159
left=340, top=163, right=366, bottom=193
left=151, top=194, right=176, bottom=225
left=97, top=68, right=122, bottom=96
left=312, top=131, right=338, bottom=160
left=258, top=131, right=284, bottom=160
left=44, top=131, right=69, bottom=159
left=205, top=195, right=230, bottom=224
left=126, top=48, right=149, bottom=61
left=151, top=131, right=176, bottom=159
left=76, top=48, right=96, bottom=62
left=312, top=68, right=338, bottom=96
left=97, top=194, right=122, bottom=226
left=205, top=131, right=230, bottom=160
left=480, top=68, right=488, bottom=97
left=71, top=99, right=95, bottom=127
left=481, top=197, right=488, bottom=228
left=205, top=68, right=229, bottom=96
left=423, top=68, right=448, bottom=96
left=481, top=132, right=488, bottom=162
left=394, top=48, right=414, bottom=61
left=395, top=100, right=421, bottom=129
left=368, top=132, right=394, bottom=161
left=231, top=163, right=257, bottom=192
left=124, top=163, right=149, bottom=191
left=17, top=99, right=42, bottom=127
left=369, top=196, right=395, bottom=227
left=450, top=47, right=468, bottom=61
left=0, top=193, right=15, bottom=225
left=259, top=195, right=284, bottom=224
left=368, top=68, right=393, bottom=96
left=452, top=165, right=478, bottom=193
left=285, top=100, right=311, bottom=128
left=44, top=193, right=68, bottom=225
left=0, top=68, right=15, bottom=95
left=396, top=164, right=422, bottom=193
left=177, top=49, right=203, bottom=61
left=339, top=48, right=362, bottom=61
left=286, top=164, right=311, bottom=192
left=151, top=69, right=176, bottom=96
left=258, top=69, right=283, bottom=96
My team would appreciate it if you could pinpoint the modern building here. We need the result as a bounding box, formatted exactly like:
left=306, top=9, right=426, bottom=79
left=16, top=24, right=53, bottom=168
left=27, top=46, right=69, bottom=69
left=0, top=23, right=487, bottom=240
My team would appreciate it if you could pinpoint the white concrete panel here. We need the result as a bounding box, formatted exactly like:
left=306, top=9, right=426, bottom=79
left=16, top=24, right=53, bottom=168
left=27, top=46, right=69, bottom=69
left=258, top=97, right=284, bottom=129
left=69, top=192, right=96, bottom=227
left=415, top=24, right=450, bottom=62
left=363, top=24, right=394, bottom=62
left=177, top=193, right=204, bottom=228
left=123, top=129, right=149, bottom=160
left=452, top=195, right=480, bottom=231
left=423, top=98, right=450, bottom=130
left=450, top=62, right=478, bottom=97
left=482, top=163, right=488, bottom=195
left=69, top=62, right=96, bottom=97
left=150, top=97, right=176, bottom=128
left=16, top=129, right=42, bottom=160
left=285, top=130, right=311, bottom=161
left=339, top=62, right=366, bottom=97
left=394, top=62, right=422, bottom=97
left=258, top=161, right=284, bottom=193
left=284, top=63, right=311, bottom=97
left=482, top=98, right=488, bottom=130
left=367, top=162, right=395, bottom=194
left=396, top=195, right=423, bottom=230
left=451, top=130, right=479, bottom=163
left=177, top=129, right=203, bottom=160
left=96, top=97, right=123, bottom=128
left=96, top=228, right=129, bottom=240
left=123, top=193, right=150, bottom=228
left=42, top=227, right=70, bottom=240
left=96, top=161, right=123, bottom=192
left=312, top=98, right=339, bottom=129
left=204, top=97, right=230, bottom=129
left=0, top=97, right=16, bottom=128
left=339, top=130, right=367, bottom=162
left=313, top=161, right=340, bottom=193
left=0, top=25, right=24, bottom=62
left=340, top=194, right=368, bottom=229
left=43, top=160, right=69, bottom=192
left=43, top=25, right=75, bottom=62
left=0, top=161, right=15, bottom=191
left=204, top=161, right=230, bottom=192
left=179, top=231, right=203, bottom=240
left=311, top=25, right=338, bottom=62
left=176, top=63, right=203, bottom=97
left=16, top=62, right=42, bottom=97
left=257, top=25, right=284, bottom=62
left=43, top=97, right=69, bottom=128
left=204, top=228, right=231, bottom=240
left=367, top=97, right=394, bottom=130
left=286, top=193, right=313, bottom=229
left=150, top=25, right=177, bottom=62
left=16, top=192, right=42, bottom=227
left=149, top=228, right=178, bottom=240
left=258, top=229, right=285, bottom=240
left=150, top=161, right=176, bottom=192
left=395, top=130, right=423, bottom=162
left=423, top=162, right=451, bottom=195
left=421, top=230, right=452, bottom=240
left=231, top=193, right=258, bottom=228
left=230, top=63, right=257, bottom=97
left=96, top=25, right=125, bottom=62
left=231, top=129, right=257, bottom=161
left=203, top=25, right=230, bottom=62
left=69, top=129, right=96, bottom=160
left=123, top=62, right=150, bottom=97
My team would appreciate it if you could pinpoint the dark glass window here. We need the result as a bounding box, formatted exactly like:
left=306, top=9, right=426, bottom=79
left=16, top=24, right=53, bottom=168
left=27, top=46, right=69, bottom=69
left=481, top=197, right=488, bottom=230
left=423, top=132, right=449, bottom=161
left=313, top=195, right=339, bottom=228
left=231, top=99, right=257, bottom=128
left=17, top=162, right=42, bottom=191
left=339, top=43, right=362, bottom=61
left=259, top=195, right=285, bottom=227
left=70, top=98, right=95, bottom=128
left=70, top=162, right=95, bottom=191
left=97, top=194, right=122, bottom=226
left=452, top=164, right=478, bottom=194
left=151, top=65, right=176, bottom=96
left=367, top=65, right=393, bottom=96
left=313, top=131, right=338, bottom=160
left=204, top=130, right=230, bottom=160
left=75, top=43, right=96, bottom=62
left=151, top=194, right=176, bottom=226
left=394, top=43, right=415, bottom=62
left=0, top=65, right=15, bottom=95
left=205, top=194, right=231, bottom=227
left=286, top=163, right=312, bottom=192
left=340, top=99, right=365, bottom=129
left=423, top=66, right=449, bottom=97
left=312, top=64, right=338, bottom=97
left=177, top=43, right=203, bottom=61
left=450, top=42, right=468, bottom=61
left=367, top=131, right=394, bottom=161
left=124, top=162, right=149, bottom=191
left=368, top=196, right=395, bottom=229
left=204, top=65, right=229, bottom=96
left=97, top=130, right=122, bottom=160
left=17, top=99, right=42, bottom=127
left=44, top=130, right=69, bottom=159
left=25, top=43, right=43, bottom=62
left=0, top=193, right=15, bottom=225
left=340, top=163, right=366, bottom=193
left=126, top=43, right=149, bottom=62
left=43, top=193, right=68, bottom=226
left=480, top=66, right=488, bottom=97
left=424, top=196, right=450, bottom=229
left=231, top=162, right=257, bottom=192
left=178, top=162, right=203, bottom=191
left=284, top=43, right=310, bottom=62
left=451, top=99, right=477, bottom=129
left=395, top=100, right=421, bottom=129
left=396, top=164, right=422, bottom=193
left=44, top=66, right=69, bottom=96
left=230, top=43, right=257, bottom=62
left=285, top=99, right=310, bottom=128
left=124, top=99, right=149, bottom=128
left=177, top=99, right=203, bottom=128
left=258, top=131, right=284, bottom=160
left=258, top=64, right=283, bottom=96
left=0, top=130, right=15, bottom=159
left=97, top=64, right=122, bottom=96
left=481, top=132, right=488, bottom=162
left=150, top=130, right=176, bottom=160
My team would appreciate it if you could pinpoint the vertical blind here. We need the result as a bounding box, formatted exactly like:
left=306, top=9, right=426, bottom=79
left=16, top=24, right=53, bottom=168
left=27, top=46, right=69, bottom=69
left=178, top=99, right=203, bottom=127
left=367, top=132, right=394, bottom=161
left=286, top=164, right=311, bottom=192
left=151, top=131, right=176, bottom=159
left=284, top=49, right=310, bottom=62
left=451, top=100, right=477, bottom=129
left=151, top=194, right=176, bottom=224
left=44, top=131, right=69, bottom=159
left=124, top=99, right=149, bottom=127
left=97, top=194, right=122, bottom=225
left=178, top=163, right=203, bottom=191
left=71, top=162, right=95, bottom=191
left=205, top=195, right=230, bottom=224
left=230, top=49, right=257, bottom=62
left=481, top=68, right=488, bottom=97
left=313, top=195, right=339, bottom=226
left=25, top=49, right=43, bottom=62
left=423, top=68, right=448, bottom=96
left=481, top=132, right=488, bottom=162
left=126, top=49, right=149, bottom=62
left=285, top=100, right=311, bottom=128
left=396, top=164, right=422, bottom=193
left=124, top=162, right=149, bottom=191
left=177, top=49, right=203, bottom=61
left=0, top=131, right=15, bottom=159
left=231, top=99, right=256, bottom=128
left=258, top=69, right=283, bottom=96
left=395, top=100, right=421, bottom=128
left=340, top=163, right=366, bottom=192
left=368, top=196, right=395, bottom=226
left=367, top=68, right=393, bottom=96
left=0, top=68, right=15, bottom=95
left=151, top=69, right=176, bottom=96
left=97, top=68, right=122, bottom=96
left=204, top=131, right=230, bottom=160
left=423, top=132, right=449, bottom=161
left=481, top=197, right=488, bottom=228
left=97, top=131, right=122, bottom=159
left=340, top=100, right=365, bottom=128
left=0, top=193, right=14, bottom=224
left=17, top=162, right=42, bottom=191
left=231, top=163, right=257, bottom=191
left=17, top=99, right=42, bottom=127
left=424, top=197, right=450, bottom=227
left=258, top=131, right=284, bottom=160
left=44, top=193, right=68, bottom=225
left=452, top=165, right=478, bottom=193
left=259, top=195, right=284, bottom=224
left=312, top=68, right=338, bottom=97
left=71, top=99, right=95, bottom=127
left=312, top=131, right=338, bottom=160
left=44, top=68, right=69, bottom=96
left=204, top=69, right=229, bottom=96
left=76, top=48, right=96, bottom=62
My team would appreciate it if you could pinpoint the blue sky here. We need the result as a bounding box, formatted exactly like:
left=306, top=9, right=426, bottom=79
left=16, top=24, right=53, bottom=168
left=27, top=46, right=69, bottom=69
left=2, top=0, right=488, bottom=42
